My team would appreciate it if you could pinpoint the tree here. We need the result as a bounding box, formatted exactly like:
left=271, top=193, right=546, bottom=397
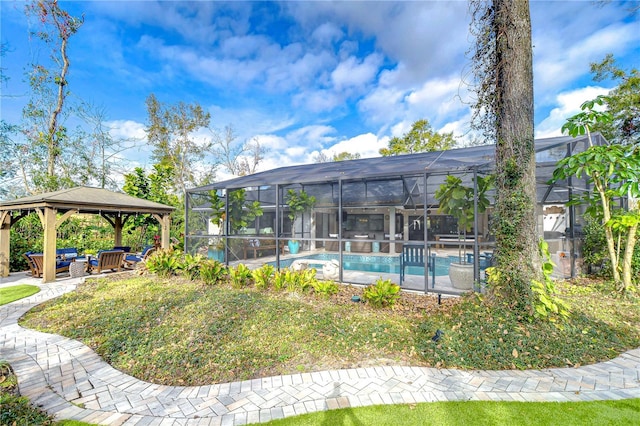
left=379, top=119, right=455, bottom=156
left=332, top=151, right=361, bottom=161
left=145, top=94, right=213, bottom=194
left=313, top=151, right=361, bottom=163
left=589, top=55, right=639, bottom=146
left=470, top=0, right=540, bottom=314
left=123, top=164, right=182, bottom=247
left=211, top=126, right=267, bottom=177
left=237, top=137, right=268, bottom=176
left=22, top=0, right=84, bottom=192
left=76, top=103, right=137, bottom=189
left=553, top=98, right=640, bottom=292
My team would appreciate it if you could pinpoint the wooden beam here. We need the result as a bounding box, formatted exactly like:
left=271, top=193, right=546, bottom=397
left=152, top=213, right=172, bottom=250
left=55, top=209, right=78, bottom=229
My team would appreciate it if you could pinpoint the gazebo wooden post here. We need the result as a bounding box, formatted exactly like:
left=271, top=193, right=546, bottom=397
left=0, top=211, right=10, bottom=277
left=153, top=213, right=172, bottom=249
left=41, top=207, right=58, bottom=283
left=114, top=214, right=123, bottom=247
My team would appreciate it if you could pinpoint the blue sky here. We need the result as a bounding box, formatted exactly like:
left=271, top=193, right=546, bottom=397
left=2, top=0, right=639, bottom=181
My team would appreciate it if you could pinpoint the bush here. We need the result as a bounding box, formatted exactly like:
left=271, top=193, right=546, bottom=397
left=145, top=249, right=182, bottom=277
left=229, top=264, right=252, bottom=288
left=252, top=264, right=275, bottom=290
left=200, top=259, right=227, bottom=285
left=181, top=253, right=204, bottom=281
left=285, top=268, right=316, bottom=293
left=312, top=280, right=339, bottom=298
left=363, top=278, right=400, bottom=308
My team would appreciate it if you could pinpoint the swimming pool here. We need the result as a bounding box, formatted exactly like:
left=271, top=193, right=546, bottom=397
left=269, top=253, right=456, bottom=276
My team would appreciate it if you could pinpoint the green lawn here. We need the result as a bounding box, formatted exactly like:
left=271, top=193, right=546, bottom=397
left=258, top=398, right=640, bottom=425
left=0, top=284, right=40, bottom=306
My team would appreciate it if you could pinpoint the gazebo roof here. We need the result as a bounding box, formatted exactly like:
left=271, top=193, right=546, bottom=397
left=0, top=186, right=175, bottom=215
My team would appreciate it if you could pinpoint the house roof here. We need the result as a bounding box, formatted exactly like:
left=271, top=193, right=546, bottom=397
left=190, top=134, right=598, bottom=192
left=0, top=186, right=175, bottom=215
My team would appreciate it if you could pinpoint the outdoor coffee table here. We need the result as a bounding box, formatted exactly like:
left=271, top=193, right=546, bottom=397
left=69, top=259, right=88, bottom=278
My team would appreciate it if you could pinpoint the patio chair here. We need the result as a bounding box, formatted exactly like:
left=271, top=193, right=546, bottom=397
left=123, top=246, right=156, bottom=269
left=25, top=252, right=73, bottom=278
left=88, top=250, right=125, bottom=274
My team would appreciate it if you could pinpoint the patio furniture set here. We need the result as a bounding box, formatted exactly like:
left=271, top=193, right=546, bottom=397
left=23, top=246, right=156, bottom=279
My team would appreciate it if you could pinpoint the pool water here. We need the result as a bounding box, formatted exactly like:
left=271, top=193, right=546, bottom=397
left=270, top=253, right=455, bottom=276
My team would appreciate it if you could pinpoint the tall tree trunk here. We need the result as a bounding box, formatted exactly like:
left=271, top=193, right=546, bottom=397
left=490, top=0, right=540, bottom=313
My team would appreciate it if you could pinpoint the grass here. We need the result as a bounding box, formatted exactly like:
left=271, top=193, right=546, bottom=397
left=0, top=284, right=40, bottom=306
left=257, top=398, right=640, bottom=425
left=19, top=274, right=640, bottom=386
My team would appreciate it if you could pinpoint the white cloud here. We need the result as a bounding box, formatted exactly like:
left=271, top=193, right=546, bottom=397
left=535, top=86, right=612, bottom=138
left=106, top=120, right=146, bottom=141
left=331, top=53, right=382, bottom=90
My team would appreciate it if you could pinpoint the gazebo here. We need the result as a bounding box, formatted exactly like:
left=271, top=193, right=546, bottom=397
left=0, top=186, right=175, bottom=282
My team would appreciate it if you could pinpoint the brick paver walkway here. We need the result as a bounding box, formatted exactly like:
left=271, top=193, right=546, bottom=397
left=1, top=274, right=639, bottom=425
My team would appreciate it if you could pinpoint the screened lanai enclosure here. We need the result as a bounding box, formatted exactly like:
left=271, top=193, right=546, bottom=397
left=185, top=134, right=605, bottom=295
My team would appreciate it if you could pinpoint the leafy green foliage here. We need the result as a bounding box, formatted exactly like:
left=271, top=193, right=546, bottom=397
left=530, top=240, right=570, bottom=321
left=210, top=189, right=264, bottom=235
left=145, top=249, right=182, bottom=277
left=561, top=96, right=611, bottom=139
left=312, top=280, right=339, bottom=298
left=417, top=283, right=639, bottom=370
left=181, top=253, right=204, bottom=281
left=363, top=278, right=401, bottom=308
left=229, top=263, right=252, bottom=288
left=379, top=119, right=456, bottom=156
left=252, top=264, right=275, bottom=290
left=199, top=259, right=227, bottom=285
left=435, top=174, right=494, bottom=233
left=284, top=268, right=316, bottom=293
left=589, top=54, right=640, bottom=145
left=553, top=108, right=640, bottom=291
left=273, top=269, right=287, bottom=291
left=145, top=93, right=213, bottom=193
left=284, top=189, right=316, bottom=238
left=0, top=393, right=55, bottom=426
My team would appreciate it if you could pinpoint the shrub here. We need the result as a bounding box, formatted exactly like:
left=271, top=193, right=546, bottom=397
left=363, top=278, right=400, bottom=307
left=199, top=259, right=227, bottom=285
left=145, top=249, right=182, bottom=277
left=273, top=269, right=287, bottom=290
left=312, top=280, right=339, bottom=298
left=285, top=268, right=316, bottom=293
left=252, top=264, right=275, bottom=290
left=229, top=264, right=252, bottom=288
left=181, top=253, right=204, bottom=281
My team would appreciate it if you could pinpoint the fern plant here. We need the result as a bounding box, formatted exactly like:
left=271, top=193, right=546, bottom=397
left=363, top=278, right=401, bottom=307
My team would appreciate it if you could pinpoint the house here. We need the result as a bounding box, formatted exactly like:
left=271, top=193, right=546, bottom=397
left=185, top=134, right=604, bottom=295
